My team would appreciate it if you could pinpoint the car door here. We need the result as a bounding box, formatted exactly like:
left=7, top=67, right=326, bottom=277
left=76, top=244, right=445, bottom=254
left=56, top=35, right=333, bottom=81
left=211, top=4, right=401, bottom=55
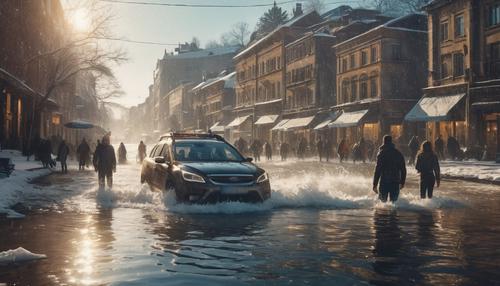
left=155, top=143, right=172, bottom=190
left=151, top=143, right=166, bottom=188
left=143, top=144, right=159, bottom=185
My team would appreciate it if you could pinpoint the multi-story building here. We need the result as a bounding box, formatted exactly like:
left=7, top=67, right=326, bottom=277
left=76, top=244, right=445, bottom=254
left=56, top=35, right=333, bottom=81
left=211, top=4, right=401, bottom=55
left=333, top=14, right=428, bottom=147
left=160, top=82, right=196, bottom=133
left=151, top=47, right=238, bottom=131
left=407, top=0, right=500, bottom=161
left=232, top=9, right=323, bottom=144
left=0, top=0, right=87, bottom=152
left=200, top=72, right=236, bottom=135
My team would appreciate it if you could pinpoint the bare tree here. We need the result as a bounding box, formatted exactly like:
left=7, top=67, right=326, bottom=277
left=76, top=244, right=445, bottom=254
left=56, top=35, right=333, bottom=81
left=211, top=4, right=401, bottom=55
left=205, top=40, right=223, bottom=49
left=227, top=22, right=250, bottom=47
left=362, top=0, right=430, bottom=15
left=25, top=0, right=126, bottom=146
left=304, top=0, right=326, bottom=13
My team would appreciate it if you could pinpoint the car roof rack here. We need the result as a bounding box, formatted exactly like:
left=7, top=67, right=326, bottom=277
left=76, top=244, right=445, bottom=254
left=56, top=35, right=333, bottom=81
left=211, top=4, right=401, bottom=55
left=159, top=132, right=225, bottom=143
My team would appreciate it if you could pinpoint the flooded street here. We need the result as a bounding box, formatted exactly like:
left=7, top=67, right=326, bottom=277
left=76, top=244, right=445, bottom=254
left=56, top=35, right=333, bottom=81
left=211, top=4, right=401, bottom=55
left=1, top=146, right=500, bottom=285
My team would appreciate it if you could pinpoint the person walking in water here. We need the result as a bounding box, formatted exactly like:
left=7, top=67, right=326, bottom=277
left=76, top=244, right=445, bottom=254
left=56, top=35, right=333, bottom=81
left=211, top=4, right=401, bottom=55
left=415, top=141, right=441, bottom=199
left=337, top=138, right=349, bottom=163
left=316, top=137, right=324, bottom=162
left=77, top=138, right=91, bottom=170
left=373, top=135, right=407, bottom=203
left=94, top=135, right=116, bottom=188
left=118, top=142, right=127, bottom=164
left=57, top=140, right=70, bottom=174
left=138, top=141, right=147, bottom=163
left=264, top=141, right=272, bottom=161
left=408, top=135, right=420, bottom=165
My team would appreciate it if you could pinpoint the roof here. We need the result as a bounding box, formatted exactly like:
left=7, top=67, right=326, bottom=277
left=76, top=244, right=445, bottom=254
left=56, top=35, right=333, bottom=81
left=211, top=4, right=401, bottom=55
left=166, top=46, right=239, bottom=60
left=405, top=93, right=465, bottom=122
left=234, top=10, right=321, bottom=60
left=334, top=13, right=427, bottom=49
left=200, top=71, right=236, bottom=91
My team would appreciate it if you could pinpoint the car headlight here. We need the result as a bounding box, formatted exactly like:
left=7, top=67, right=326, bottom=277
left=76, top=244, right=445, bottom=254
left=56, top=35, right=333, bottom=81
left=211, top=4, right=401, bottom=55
left=256, top=172, right=269, bottom=183
left=182, top=170, right=206, bottom=183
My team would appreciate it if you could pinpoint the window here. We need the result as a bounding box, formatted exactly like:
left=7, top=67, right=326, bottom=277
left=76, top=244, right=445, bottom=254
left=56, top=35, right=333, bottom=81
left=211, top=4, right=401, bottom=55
left=490, top=4, right=500, bottom=26
left=361, top=51, right=368, bottom=65
left=441, top=54, right=452, bottom=78
left=455, top=15, right=464, bottom=37
left=359, top=75, right=368, bottom=100
left=491, top=42, right=500, bottom=77
left=350, top=77, right=358, bottom=102
left=370, top=47, right=377, bottom=63
left=342, top=58, right=348, bottom=72
left=342, top=80, right=349, bottom=103
left=173, top=141, right=244, bottom=162
left=350, top=54, right=356, bottom=69
left=391, top=45, right=401, bottom=60
left=370, top=76, right=378, bottom=97
left=453, top=53, right=464, bottom=76
left=440, top=21, right=449, bottom=42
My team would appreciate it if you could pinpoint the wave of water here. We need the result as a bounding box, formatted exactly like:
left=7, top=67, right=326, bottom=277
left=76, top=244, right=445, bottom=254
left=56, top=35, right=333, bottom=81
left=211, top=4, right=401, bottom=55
left=85, top=171, right=465, bottom=214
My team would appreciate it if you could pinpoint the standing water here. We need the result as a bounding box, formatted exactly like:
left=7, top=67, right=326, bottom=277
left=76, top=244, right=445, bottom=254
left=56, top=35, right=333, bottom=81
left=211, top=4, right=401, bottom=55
left=1, top=144, right=500, bottom=285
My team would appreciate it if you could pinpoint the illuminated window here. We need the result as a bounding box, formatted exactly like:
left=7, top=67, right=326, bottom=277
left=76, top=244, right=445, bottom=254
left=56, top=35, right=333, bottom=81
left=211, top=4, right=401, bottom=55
left=52, top=114, right=61, bottom=125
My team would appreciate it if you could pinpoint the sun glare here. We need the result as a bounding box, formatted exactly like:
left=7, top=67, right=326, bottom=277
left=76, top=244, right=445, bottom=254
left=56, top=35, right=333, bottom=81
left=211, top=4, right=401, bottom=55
left=71, top=8, right=90, bottom=32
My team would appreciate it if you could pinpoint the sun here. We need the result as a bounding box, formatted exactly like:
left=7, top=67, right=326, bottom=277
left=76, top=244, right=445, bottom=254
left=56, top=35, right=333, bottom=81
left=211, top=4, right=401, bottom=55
left=71, top=8, right=90, bottom=32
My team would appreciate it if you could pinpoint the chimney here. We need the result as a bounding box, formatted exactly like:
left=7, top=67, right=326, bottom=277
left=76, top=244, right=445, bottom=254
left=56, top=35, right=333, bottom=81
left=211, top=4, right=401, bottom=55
left=293, top=3, right=303, bottom=18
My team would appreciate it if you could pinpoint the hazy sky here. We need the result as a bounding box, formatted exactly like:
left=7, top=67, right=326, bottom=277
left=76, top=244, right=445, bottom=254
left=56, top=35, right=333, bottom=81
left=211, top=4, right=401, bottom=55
left=65, top=0, right=362, bottom=107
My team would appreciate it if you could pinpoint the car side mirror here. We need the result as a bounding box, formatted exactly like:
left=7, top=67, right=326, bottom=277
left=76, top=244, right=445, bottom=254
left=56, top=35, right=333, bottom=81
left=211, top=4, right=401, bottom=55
left=245, top=157, right=253, bottom=162
left=154, top=156, right=165, bottom=164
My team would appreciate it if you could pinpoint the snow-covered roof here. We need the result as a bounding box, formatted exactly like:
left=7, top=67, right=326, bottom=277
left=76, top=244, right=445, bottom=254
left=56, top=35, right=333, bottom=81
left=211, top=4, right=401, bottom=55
left=405, top=93, right=465, bottom=122
left=254, top=98, right=282, bottom=106
left=234, top=11, right=319, bottom=59
left=200, top=71, right=236, bottom=91
left=168, top=46, right=239, bottom=60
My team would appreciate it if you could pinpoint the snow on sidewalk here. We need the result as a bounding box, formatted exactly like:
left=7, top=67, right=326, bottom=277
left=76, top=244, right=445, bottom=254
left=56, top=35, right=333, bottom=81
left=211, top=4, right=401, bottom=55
left=0, top=149, right=51, bottom=218
left=439, top=160, right=500, bottom=183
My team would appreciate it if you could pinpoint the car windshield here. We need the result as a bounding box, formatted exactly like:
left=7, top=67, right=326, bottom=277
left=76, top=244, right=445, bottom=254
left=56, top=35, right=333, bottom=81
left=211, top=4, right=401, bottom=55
left=173, top=140, right=244, bottom=162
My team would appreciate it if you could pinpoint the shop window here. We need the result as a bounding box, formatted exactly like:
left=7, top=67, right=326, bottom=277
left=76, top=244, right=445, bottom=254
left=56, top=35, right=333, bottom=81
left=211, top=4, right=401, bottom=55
left=453, top=53, right=464, bottom=76
left=390, top=125, right=401, bottom=139
left=455, top=14, right=465, bottom=37
left=490, top=4, right=500, bottom=26
left=440, top=21, right=449, bottom=42
left=17, top=99, right=22, bottom=137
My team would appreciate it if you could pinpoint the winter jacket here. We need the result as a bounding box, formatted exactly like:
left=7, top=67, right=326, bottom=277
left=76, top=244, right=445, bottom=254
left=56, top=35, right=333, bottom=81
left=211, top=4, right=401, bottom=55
left=94, top=144, right=116, bottom=173
left=373, top=143, right=407, bottom=187
left=416, top=152, right=440, bottom=180
left=77, top=142, right=91, bottom=161
left=57, top=143, right=69, bottom=162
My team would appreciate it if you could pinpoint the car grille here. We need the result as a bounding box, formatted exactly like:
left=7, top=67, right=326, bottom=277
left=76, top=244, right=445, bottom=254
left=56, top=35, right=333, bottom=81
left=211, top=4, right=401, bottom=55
left=209, top=175, right=255, bottom=184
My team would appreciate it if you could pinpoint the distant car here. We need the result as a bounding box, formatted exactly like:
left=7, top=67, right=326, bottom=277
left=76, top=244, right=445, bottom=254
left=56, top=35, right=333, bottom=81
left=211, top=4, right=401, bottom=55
left=140, top=133, right=271, bottom=203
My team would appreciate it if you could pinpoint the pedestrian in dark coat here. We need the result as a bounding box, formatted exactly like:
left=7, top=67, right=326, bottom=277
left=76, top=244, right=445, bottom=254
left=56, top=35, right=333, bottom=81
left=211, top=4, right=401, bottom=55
left=94, top=135, right=116, bottom=188
left=373, top=135, right=407, bottom=203
left=118, top=142, right=127, bottom=164
left=138, top=141, right=147, bottom=163
left=57, top=140, right=70, bottom=174
left=408, top=135, right=420, bottom=165
left=358, top=137, right=368, bottom=163
left=297, top=138, right=307, bottom=160
left=250, top=140, right=262, bottom=162
left=337, top=138, right=349, bottom=163
left=280, top=142, right=289, bottom=161
left=447, top=136, right=461, bottom=160
left=77, top=138, right=91, bottom=170
left=324, top=138, right=333, bottom=162
left=40, top=139, right=53, bottom=168
left=264, top=141, right=272, bottom=160
left=316, top=138, right=324, bottom=162
left=434, top=135, right=445, bottom=160
left=415, top=141, right=441, bottom=199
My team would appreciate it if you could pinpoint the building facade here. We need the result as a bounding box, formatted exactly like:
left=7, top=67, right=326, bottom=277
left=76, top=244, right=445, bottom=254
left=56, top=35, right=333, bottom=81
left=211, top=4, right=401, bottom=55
left=333, top=14, right=428, bottom=148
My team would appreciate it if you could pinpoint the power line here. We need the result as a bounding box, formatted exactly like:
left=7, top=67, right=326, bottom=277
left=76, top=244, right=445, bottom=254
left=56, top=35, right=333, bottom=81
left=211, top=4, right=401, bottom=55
left=100, top=0, right=296, bottom=8
left=96, top=37, right=179, bottom=46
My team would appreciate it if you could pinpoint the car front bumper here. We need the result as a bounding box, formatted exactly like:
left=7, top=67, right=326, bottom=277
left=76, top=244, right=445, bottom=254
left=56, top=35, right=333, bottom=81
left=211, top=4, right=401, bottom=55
left=177, top=179, right=271, bottom=203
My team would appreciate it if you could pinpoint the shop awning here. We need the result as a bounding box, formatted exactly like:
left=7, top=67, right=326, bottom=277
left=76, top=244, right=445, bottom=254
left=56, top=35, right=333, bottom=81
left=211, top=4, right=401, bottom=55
left=329, top=110, right=369, bottom=128
left=255, top=115, right=279, bottom=125
left=209, top=122, right=225, bottom=133
left=226, top=115, right=251, bottom=128
left=273, top=116, right=315, bottom=131
left=471, top=101, right=500, bottom=112
left=405, top=93, right=465, bottom=122
left=271, top=119, right=290, bottom=131
left=314, top=112, right=340, bottom=130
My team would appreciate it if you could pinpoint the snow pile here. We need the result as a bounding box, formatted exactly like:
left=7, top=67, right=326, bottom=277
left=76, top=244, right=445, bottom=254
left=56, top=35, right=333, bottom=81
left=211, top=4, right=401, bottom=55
left=0, top=247, right=46, bottom=265
left=440, top=160, right=500, bottom=182
left=0, top=150, right=50, bottom=217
